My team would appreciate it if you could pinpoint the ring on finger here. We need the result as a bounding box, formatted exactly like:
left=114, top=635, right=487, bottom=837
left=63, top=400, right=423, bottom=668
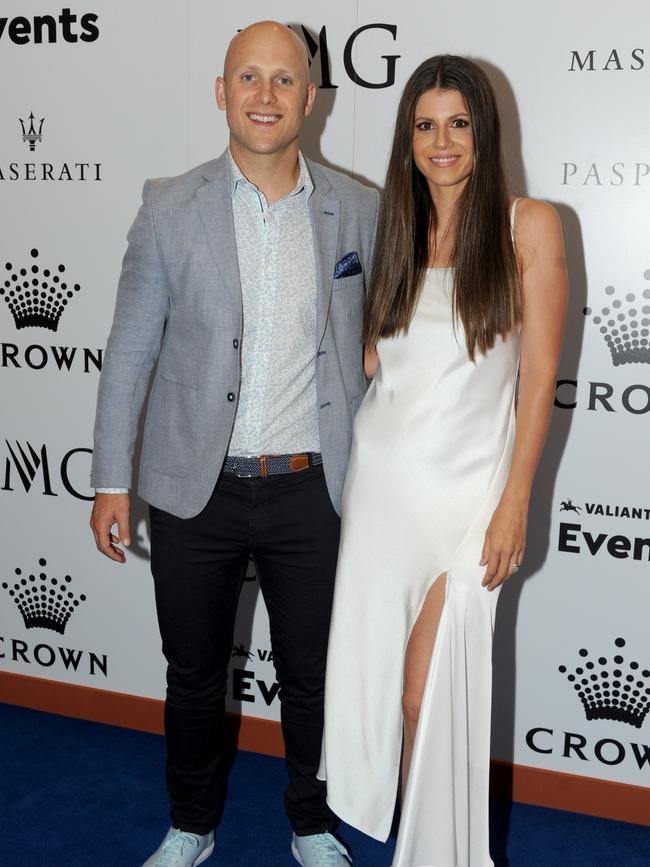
left=508, top=562, right=520, bottom=573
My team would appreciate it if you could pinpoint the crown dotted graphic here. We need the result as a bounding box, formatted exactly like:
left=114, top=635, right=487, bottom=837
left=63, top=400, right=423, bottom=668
left=19, top=112, right=44, bottom=151
left=2, top=557, right=87, bottom=635
left=1, top=249, right=81, bottom=332
left=559, top=638, right=650, bottom=729
left=583, top=272, right=650, bottom=366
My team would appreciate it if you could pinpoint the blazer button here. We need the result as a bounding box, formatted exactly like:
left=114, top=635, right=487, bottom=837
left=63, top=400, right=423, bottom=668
left=233, top=338, right=239, bottom=349
left=227, top=392, right=235, bottom=402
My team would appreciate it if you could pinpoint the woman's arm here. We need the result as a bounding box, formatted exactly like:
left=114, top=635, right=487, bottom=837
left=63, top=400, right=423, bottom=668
left=481, top=198, right=568, bottom=591
left=364, top=344, right=379, bottom=378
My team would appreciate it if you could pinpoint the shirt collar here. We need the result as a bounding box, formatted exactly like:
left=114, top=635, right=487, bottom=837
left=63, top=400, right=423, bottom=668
left=227, top=148, right=314, bottom=201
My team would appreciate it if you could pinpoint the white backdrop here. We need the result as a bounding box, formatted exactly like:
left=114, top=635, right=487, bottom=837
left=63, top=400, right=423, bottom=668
left=1, top=0, right=649, bottom=798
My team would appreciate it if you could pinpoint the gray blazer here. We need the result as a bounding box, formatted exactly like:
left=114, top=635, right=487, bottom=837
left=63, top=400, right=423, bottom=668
left=91, top=152, right=379, bottom=518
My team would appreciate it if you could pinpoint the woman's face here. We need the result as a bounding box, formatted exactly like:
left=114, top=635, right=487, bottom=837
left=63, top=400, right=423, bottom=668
left=412, top=87, right=474, bottom=194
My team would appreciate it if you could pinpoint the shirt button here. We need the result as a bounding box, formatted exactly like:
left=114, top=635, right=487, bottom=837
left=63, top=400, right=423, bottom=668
left=227, top=392, right=235, bottom=402
left=233, top=338, right=239, bottom=349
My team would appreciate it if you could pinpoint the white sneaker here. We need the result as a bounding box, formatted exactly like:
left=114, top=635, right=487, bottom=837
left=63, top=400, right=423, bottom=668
left=291, top=832, right=352, bottom=866
left=142, top=827, right=215, bottom=867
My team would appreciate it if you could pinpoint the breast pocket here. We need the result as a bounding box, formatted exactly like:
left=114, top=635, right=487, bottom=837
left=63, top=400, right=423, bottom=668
left=331, top=274, right=365, bottom=330
left=143, top=374, right=198, bottom=478
left=332, top=274, right=365, bottom=294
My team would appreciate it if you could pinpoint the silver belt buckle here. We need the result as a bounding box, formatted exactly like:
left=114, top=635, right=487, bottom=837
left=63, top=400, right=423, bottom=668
left=231, top=456, right=258, bottom=478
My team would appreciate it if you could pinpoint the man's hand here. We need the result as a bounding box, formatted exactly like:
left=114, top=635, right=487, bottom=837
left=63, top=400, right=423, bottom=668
left=90, top=492, right=131, bottom=563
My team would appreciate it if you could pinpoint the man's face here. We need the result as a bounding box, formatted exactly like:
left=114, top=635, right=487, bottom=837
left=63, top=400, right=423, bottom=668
left=216, top=25, right=315, bottom=160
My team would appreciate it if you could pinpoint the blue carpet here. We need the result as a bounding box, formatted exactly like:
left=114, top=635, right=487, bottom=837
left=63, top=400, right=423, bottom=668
left=0, top=703, right=648, bottom=866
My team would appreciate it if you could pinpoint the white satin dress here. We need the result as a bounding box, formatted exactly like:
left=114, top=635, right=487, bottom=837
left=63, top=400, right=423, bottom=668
left=320, top=219, right=520, bottom=867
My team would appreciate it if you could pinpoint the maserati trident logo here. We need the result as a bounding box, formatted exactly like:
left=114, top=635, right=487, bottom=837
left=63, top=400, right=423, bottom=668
left=1, top=113, right=102, bottom=183
left=583, top=272, right=650, bottom=366
left=20, top=113, right=44, bottom=151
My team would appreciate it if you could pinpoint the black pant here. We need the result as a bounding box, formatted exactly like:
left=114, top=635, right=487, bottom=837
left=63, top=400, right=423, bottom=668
left=149, top=464, right=340, bottom=836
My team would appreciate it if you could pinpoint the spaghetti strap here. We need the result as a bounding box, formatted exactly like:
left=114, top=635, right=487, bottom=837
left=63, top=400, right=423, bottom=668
left=510, top=196, right=521, bottom=239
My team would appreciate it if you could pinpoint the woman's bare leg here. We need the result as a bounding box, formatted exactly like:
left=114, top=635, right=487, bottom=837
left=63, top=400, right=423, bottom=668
left=401, top=572, right=447, bottom=796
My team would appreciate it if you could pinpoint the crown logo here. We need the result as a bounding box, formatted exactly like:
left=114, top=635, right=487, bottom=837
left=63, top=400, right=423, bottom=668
left=2, top=557, right=87, bottom=635
left=19, top=112, right=44, bottom=152
left=583, top=272, right=650, bottom=366
left=559, top=637, right=650, bottom=729
left=1, top=249, right=81, bottom=331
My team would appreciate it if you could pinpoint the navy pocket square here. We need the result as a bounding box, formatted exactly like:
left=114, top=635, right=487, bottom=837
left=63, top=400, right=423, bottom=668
left=334, top=251, right=362, bottom=279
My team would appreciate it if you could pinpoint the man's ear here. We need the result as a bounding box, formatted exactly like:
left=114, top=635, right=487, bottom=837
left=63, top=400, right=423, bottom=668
left=303, top=81, right=316, bottom=117
left=215, top=76, right=227, bottom=111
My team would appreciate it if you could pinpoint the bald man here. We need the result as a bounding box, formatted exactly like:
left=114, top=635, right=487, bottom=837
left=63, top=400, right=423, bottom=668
left=90, top=20, right=378, bottom=867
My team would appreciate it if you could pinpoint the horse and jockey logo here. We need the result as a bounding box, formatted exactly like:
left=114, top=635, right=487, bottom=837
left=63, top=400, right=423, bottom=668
left=232, top=643, right=253, bottom=661
left=560, top=499, right=582, bottom=514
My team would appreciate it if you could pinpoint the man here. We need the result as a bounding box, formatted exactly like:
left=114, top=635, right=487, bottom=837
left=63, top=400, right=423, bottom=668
left=90, top=20, right=378, bottom=867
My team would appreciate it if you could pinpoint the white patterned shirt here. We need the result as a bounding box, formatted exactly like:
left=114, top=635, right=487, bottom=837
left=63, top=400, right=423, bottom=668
left=227, top=149, right=321, bottom=456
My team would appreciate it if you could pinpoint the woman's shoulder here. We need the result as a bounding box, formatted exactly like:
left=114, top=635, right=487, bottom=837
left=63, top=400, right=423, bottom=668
left=509, top=196, right=562, bottom=236
left=509, top=197, right=565, bottom=272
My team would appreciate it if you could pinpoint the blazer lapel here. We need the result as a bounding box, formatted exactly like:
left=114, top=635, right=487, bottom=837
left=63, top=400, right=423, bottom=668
left=196, top=156, right=241, bottom=306
left=308, top=162, right=340, bottom=347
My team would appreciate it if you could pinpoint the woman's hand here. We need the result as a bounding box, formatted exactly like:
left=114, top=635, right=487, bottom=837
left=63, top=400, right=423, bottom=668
left=480, top=495, right=528, bottom=591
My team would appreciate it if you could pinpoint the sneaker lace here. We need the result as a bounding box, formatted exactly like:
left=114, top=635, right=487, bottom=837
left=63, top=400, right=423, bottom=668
left=310, top=834, right=349, bottom=866
left=157, top=829, right=200, bottom=866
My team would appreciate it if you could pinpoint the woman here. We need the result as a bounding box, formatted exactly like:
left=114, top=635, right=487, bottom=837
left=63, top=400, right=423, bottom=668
left=319, top=56, right=567, bottom=866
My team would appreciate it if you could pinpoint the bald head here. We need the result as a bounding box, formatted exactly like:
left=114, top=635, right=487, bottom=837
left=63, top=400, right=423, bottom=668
left=215, top=19, right=316, bottom=168
left=224, top=20, right=310, bottom=81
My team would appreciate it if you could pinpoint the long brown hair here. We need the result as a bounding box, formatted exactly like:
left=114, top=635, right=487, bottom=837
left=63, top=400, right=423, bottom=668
left=364, top=55, right=520, bottom=360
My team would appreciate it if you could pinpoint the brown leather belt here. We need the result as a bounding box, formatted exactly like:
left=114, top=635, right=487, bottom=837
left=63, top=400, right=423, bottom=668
left=223, top=452, right=323, bottom=478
